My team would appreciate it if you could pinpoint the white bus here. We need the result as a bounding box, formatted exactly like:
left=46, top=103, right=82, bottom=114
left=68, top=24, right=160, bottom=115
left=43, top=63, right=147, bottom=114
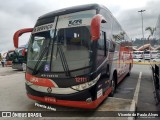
left=133, top=51, right=144, bottom=59
left=151, top=51, right=158, bottom=59
left=144, top=51, right=151, bottom=60
left=13, top=4, right=133, bottom=109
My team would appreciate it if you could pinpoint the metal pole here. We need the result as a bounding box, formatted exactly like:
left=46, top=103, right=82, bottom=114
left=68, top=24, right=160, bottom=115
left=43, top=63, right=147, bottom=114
left=138, top=10, right=145, bottom=61
left=138, top=10, right=145, bottom=50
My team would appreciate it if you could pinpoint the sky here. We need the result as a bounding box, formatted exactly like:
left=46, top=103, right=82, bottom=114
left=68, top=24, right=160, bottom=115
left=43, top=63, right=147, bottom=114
left=0, top=0, right=160, bottom=52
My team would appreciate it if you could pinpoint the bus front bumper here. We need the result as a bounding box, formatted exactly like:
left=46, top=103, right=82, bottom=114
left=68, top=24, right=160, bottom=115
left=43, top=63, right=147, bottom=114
left=26, top=84, right=112, bottom=109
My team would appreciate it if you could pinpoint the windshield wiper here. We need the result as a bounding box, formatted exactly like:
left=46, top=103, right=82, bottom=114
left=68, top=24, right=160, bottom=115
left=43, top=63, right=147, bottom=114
left=32, top=46, right=50, bottom=75
left=57, top=44, right=70, bottom=76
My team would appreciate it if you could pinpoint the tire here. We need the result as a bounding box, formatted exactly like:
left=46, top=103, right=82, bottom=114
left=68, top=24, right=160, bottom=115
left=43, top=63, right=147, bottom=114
left=109, top=76, right=116, bottom=97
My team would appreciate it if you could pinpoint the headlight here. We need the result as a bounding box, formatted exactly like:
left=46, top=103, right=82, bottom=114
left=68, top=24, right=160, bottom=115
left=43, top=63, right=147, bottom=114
left=71, top=74, right=101, bottom=91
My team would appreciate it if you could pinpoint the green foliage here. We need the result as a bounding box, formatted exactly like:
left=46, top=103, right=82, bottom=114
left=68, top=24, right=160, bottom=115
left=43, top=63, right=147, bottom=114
left=145, top=27, right=156, bottom=36
left=145, top=27, right=156, bottom=41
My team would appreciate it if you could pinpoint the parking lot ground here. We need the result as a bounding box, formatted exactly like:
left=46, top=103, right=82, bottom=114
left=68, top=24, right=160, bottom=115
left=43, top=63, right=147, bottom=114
left=0, top=65, right=159, bottom=120
left=136, top=65, right=160, bottom=120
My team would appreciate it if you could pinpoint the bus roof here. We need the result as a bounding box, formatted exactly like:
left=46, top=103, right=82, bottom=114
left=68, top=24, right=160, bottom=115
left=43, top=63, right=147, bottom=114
left=39, top=4, right=103, bottom=20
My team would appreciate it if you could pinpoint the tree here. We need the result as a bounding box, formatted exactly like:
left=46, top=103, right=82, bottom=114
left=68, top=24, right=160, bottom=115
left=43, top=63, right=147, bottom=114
left=120, top=31, right=125, bottom=40
left=112, top=34, right=119, bottom=41
left=145, top=27, right=156, bottom=50
left=145, top=27, right=156, bottom=41
left=113, top=32, right=126, bottom=42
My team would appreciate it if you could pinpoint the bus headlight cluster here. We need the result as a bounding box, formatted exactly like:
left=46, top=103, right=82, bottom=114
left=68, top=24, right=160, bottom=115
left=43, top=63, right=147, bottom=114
left=71, top=74, right=101, bottom=91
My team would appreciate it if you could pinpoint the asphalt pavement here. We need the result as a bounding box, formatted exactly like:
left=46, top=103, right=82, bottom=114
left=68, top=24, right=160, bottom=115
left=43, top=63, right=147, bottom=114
left=0, top=64, right=159, bottom=120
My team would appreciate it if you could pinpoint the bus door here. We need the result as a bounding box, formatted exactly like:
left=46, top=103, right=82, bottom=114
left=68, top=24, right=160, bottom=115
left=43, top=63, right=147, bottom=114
left=96, top=31, right=111, bottom=97
left=90, top=14, right=114, bottom=99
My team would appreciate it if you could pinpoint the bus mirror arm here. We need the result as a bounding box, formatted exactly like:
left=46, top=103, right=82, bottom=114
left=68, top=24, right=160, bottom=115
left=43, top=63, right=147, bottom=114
left=13, top=28, right=33, bottom=48
left=90, top=14, right=106, bottom=41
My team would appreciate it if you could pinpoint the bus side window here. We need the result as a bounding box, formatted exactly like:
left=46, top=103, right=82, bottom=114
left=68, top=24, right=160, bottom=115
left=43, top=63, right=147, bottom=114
left=98, top=31, right=106, bottom=56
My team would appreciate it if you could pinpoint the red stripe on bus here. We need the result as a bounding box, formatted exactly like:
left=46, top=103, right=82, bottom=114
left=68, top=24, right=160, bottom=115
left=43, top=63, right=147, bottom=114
left=27, top=87, right=112, bottom=109
left=25, top=73, right=55, bottom=87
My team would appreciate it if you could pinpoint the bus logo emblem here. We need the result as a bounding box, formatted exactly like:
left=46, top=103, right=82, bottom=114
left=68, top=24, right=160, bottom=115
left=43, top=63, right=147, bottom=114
left=47, top=87, right=52, bottom=93
left=68, top=19, right=82, bottom=26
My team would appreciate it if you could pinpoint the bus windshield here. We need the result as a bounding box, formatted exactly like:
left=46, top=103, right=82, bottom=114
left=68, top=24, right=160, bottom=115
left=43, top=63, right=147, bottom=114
left=27, top=10, right=96, bottom=76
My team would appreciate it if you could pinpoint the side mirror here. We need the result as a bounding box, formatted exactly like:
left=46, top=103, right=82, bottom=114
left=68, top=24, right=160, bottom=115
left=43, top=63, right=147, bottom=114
left=90, top=14, right=106, bottom=41
left=13, top=28, right=33, bottom=48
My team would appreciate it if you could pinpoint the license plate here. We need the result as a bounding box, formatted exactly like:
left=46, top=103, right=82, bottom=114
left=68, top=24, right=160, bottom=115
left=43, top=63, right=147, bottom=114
left=44, top=97, right=56, bottom=103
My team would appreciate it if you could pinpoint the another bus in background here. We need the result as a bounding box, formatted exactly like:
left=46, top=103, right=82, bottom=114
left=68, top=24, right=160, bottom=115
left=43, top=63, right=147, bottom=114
left=133, top=51, right=144, bottom=59
left=151, top=51, right=158, bottom=59
left=12, top=28, right=33, bottom=70
left=5, top=50, right=15, bottom=67
left=144, top=50, right=151, bottom=60
left=12, top=44, right=28, bottom=70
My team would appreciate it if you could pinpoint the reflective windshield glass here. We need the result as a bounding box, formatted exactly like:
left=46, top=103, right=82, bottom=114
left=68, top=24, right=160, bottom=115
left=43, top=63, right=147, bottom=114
left=52, top=26, right=91, bottom=71
left=27, top=10, right=96, bottom=76
left=28, top=33, right=51, bottom=68
left=15, top=48, right=23, bottom=56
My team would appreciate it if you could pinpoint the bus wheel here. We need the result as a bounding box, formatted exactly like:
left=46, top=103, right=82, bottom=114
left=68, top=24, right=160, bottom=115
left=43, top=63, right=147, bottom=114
left=109, top=76, right=116, bottom=97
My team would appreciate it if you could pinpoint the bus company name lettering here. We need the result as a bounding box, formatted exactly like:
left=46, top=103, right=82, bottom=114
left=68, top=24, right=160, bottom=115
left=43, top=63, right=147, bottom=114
left=33, top=24, right=53, bottom=33
left=30, top=77, right=38, bottom=83
left=68, top=19, right=82, bottom=26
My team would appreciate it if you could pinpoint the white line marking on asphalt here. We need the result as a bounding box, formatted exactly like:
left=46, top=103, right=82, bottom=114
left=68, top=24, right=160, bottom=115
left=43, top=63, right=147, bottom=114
left=128, top=100, right=136, bottom=120
left=133, top=72, right=142, bottom=105
left=128, top=72, right=142, bottom=120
